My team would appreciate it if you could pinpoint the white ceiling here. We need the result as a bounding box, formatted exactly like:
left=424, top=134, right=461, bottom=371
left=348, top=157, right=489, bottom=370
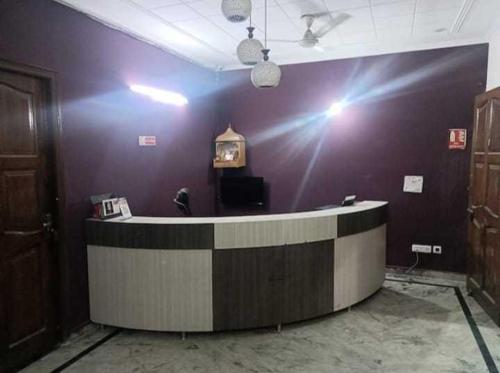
left=54, top=0, right=499, bottom=70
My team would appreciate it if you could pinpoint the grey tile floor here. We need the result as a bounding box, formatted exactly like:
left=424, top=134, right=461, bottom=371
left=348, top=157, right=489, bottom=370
left=22, top=275, right=500, bottom=373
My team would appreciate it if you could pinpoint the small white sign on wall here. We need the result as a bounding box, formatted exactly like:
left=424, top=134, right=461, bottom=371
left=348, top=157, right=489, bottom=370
left=139, top=136, right=156, bottom=146
left=403, top=176, right=424, bottom=193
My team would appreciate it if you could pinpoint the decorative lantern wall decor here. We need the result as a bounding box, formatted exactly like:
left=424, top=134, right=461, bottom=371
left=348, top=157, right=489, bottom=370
left=213, top=124, right=246, bottom=168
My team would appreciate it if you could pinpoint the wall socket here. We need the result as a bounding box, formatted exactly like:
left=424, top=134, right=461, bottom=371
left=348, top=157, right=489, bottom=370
left=411, top=244, right=442, bottom=254
left=412, top=244, right=432, bottom=253
left=432, top=245, right=442, bottom=254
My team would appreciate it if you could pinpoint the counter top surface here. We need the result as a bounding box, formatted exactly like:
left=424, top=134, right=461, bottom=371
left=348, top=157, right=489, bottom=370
left=90, top=201, right=387, bottom=225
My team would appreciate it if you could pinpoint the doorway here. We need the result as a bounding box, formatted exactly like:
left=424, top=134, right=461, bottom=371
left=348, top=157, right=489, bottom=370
left=0, top=61, right=63, bottom=372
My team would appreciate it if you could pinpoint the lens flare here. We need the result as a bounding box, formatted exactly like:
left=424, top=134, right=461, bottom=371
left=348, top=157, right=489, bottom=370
left=327, top=101, right=344, bottom=116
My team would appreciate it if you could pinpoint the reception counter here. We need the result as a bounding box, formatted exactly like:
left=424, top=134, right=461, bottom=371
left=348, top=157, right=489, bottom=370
left=85, top=200, right=388, bottom=332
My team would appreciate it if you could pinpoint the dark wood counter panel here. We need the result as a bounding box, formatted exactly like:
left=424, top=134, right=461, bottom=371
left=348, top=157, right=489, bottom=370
left=213, top=240, right=334, bottom=330
left=337, top=203, right=388, bottom=237
left=213, top=246, right=283, bottom=330
left=281, top=240, right=334, bottom=324
left=86, top=221, right=214, bottom=249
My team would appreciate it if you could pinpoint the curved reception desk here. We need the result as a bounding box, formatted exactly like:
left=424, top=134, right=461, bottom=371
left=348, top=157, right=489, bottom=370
left=85, top=201, right=388, bottom=332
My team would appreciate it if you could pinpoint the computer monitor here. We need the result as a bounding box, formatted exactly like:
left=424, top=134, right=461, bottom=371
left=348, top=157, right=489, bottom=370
left=220, top=176, right=264, bottom=206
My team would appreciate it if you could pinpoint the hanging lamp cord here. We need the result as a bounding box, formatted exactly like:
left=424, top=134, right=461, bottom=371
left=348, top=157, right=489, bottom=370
left=247, top=11, right=252, bottom=38
left=264, top=0, right=267, bottom=49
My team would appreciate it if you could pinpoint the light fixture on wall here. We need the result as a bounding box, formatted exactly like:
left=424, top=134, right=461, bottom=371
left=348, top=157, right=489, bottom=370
left=327, top=101, right=345, bottom=116
left=221, top=0, right=251, bottom=23
left=129, top=84, right=188, bottom=106
left=237, top=16, right=263, bottom=65
left=250, top=0, right=281, bottom=88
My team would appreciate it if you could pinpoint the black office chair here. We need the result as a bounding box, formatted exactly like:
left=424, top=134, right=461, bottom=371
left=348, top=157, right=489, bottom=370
left=173, top=187, right=191, bottom=216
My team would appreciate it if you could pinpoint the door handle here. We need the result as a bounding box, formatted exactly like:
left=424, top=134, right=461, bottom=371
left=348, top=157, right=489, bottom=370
left=468, top=205, right=485, bottom=221
left=485, top=226, right=497, bottom=234
left=42, top=213, right=54, bottom=232
left=467, top=208, right=475, bottom=222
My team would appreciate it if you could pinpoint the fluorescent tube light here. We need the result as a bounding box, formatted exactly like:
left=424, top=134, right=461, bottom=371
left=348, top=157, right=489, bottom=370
left=130, top=84, right=188, bottom=106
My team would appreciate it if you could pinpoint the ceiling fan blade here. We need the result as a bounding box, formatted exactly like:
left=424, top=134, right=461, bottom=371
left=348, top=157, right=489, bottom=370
left=296, top=0, right=325, bottom=18
left=267, top=39, right=301, bottom=43
left=308, top=11, right=333, bottom=18
left=314, top=13, right=351, bottom=38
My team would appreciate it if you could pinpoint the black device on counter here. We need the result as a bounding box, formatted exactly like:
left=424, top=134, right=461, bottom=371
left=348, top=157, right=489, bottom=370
left=315, top=195, right=357, bottom=210
left=341, top=195, right=356, bottom=206
left=220, top=176, right=264, bottom=206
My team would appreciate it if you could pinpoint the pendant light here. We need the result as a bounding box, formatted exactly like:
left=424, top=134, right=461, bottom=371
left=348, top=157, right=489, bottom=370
left=221, top=0, right=251, bottom=23
left=250, top=0, right=281, bottom=88
left=236, top=15, right=264, bottom=65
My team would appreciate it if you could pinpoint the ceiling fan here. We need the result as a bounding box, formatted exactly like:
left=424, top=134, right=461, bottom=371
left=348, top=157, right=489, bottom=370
left=269, top=12, right=350, bottom=51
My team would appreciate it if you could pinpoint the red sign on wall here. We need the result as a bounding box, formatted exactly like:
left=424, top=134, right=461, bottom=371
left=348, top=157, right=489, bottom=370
left=448, top=129, right=466, bottom=150
left=138, top=136, right=157, bottom=146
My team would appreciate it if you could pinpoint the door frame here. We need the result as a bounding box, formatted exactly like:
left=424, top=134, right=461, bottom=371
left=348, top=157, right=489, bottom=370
left=0, top=59, right=69, bottom=340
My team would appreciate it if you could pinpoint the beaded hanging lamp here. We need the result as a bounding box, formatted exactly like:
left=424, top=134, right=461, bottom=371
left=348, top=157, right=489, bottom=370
left=221, top=0, right=251, bottom=23
left=237, top=24, right=264, bottom=66
left=250, top=0, right=281, bottom=88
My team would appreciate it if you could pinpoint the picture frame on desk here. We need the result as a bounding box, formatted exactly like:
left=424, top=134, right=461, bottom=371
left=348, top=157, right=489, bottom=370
left=101, top=198, right=121, bottom=219
left=118, top=197, right=132, bottom=220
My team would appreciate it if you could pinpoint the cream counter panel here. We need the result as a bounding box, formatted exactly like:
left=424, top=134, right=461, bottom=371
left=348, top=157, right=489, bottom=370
left=214, top=220, right=285, bottom=249
left=283, top=215, right=337, bottom=245
left=214, top=213, right=338, bottom=249
left=333, top=224, right=386, bottom=311
left=88, top=246, right=213, bottom=332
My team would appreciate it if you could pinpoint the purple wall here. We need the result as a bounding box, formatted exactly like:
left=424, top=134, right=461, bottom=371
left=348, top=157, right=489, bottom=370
left=0, top=0, right=489, bottom=336
left=0, top=0, right=217, bottom=333
left=219, top=44, right=488, bottom=273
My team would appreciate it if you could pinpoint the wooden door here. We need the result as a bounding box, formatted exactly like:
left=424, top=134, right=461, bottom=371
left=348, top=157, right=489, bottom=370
left=467, top=98, right=489, bottom=290
left=483, top=98, right=500, bottom=310
left=468, top=87, right=500, bottom=326
left=0, top=69, right=59, bottom=371
left=213, top=246, right=283, bottom=331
